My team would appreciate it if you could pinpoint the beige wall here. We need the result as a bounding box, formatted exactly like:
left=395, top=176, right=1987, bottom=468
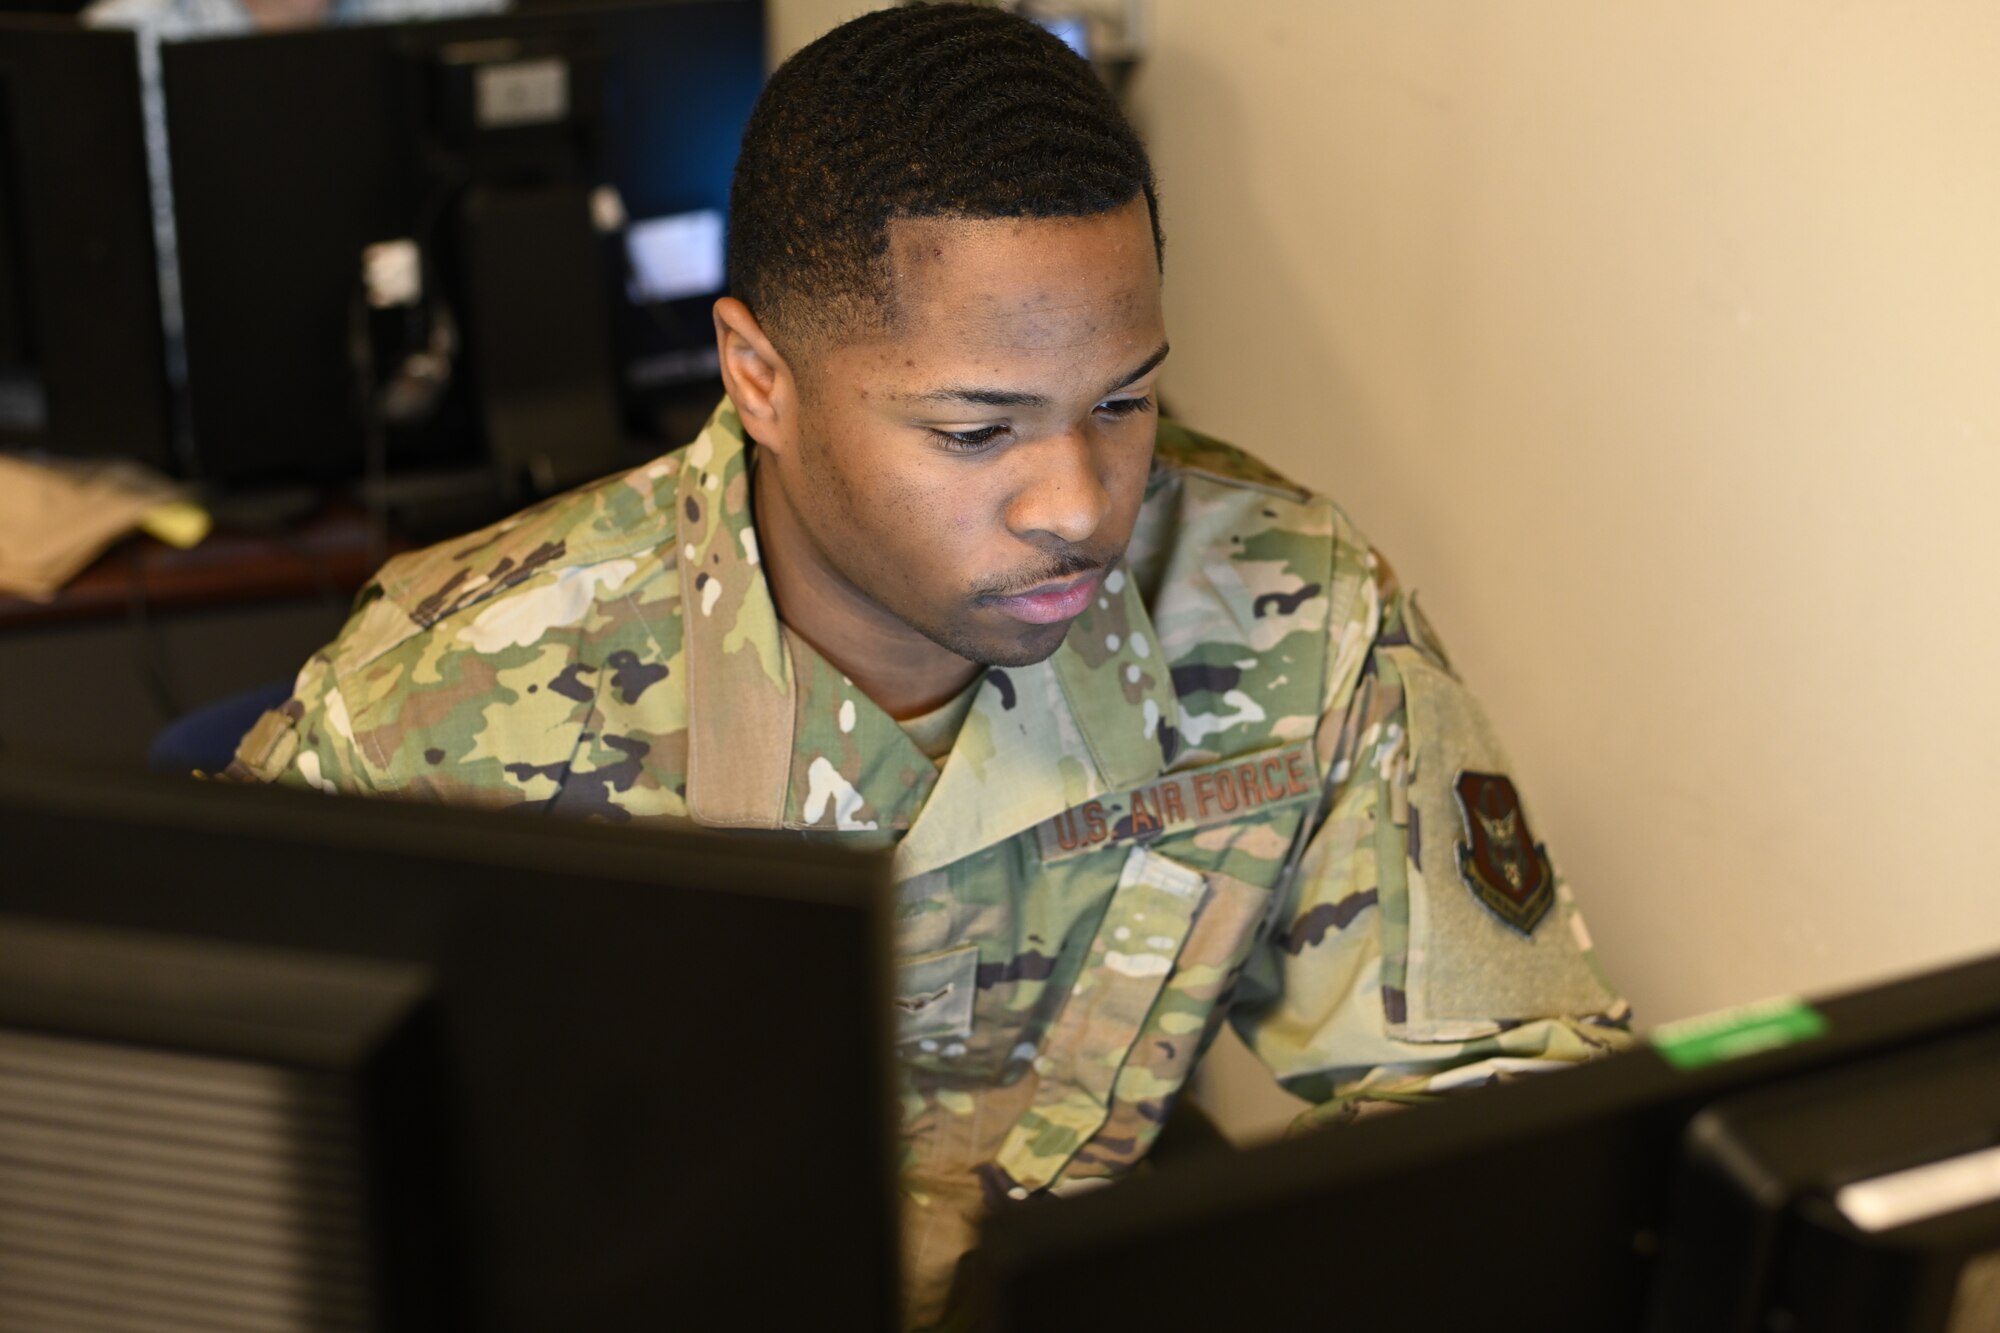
left=768, top=0, right=864, bottom=65
left=772, top=1, right=2000, bottom=1136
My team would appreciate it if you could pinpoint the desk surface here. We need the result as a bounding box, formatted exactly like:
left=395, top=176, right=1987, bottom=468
left=0, top=500, right=395, bottom=633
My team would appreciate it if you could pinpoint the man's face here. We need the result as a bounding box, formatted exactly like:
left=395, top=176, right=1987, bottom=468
left=760, top=196, right=1167, bottom=669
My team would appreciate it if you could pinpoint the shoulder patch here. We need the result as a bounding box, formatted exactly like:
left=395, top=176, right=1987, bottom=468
left=1453, top=771, right=1554, bottom=935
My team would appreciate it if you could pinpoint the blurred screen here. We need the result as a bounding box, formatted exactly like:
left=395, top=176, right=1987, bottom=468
left=625, top=207, right=726, bottom=305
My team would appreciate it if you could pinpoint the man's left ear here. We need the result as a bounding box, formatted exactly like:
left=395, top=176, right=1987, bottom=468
left=712, top=297, right=794, bottom=455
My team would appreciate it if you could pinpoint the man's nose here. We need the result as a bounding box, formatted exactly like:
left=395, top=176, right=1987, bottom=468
left=1003, top=428, right=1112, bottom=547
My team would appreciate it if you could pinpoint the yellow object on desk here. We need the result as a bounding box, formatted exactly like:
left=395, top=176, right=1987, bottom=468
left=140, top=500, right=214, bottom=551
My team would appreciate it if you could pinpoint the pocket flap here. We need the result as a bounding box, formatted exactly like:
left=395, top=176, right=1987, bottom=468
left=894, top=943, right=979, bottom=1046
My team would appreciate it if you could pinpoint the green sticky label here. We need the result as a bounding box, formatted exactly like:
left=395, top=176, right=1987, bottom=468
left=1651, top=995, right=1829, bottom=1071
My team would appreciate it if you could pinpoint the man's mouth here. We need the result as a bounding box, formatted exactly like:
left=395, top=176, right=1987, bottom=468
left=986, top=568, right=1105, bottom=626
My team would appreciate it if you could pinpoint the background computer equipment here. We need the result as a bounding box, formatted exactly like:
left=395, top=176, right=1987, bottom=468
left=0, top=21, right=171, bottom=470
left=0, top=761, right=901, bottom=1332
left=161, top=0, right=763, bottom=497
left=971, top=951, right=2000, bottom=1333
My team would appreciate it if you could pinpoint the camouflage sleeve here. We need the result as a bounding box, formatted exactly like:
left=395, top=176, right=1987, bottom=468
left=223, top=540, right=687, bottom=817
left=1229, top=563, right=1632, bottom=1126
left=223, top=589, right=387, bottom=795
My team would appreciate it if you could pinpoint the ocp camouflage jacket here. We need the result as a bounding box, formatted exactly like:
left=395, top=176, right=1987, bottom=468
left=231, top=401, right=1630, bottom=1328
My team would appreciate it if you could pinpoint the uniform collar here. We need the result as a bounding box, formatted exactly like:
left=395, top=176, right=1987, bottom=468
left=889, top=561, right=1181, bottom=882
left=675, top=401, right=1182, bottom=873
left=676, top=402, right=794, bottom=829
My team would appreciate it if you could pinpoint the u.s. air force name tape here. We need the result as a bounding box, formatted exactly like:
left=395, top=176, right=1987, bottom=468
left=1036, top=740, right=1321, bottom=864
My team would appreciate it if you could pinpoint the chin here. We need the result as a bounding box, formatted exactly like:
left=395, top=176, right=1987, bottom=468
left=966, top=622, right=1076, bottom=670
left=925, top=615, right=1075, bottom=670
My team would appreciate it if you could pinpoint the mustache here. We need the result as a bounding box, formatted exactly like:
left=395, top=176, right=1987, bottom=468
left=972, top=550, right=1112, bottom=602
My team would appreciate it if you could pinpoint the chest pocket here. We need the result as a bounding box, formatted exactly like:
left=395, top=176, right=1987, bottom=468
left=991, top=844, right=1218, bottom=1197
left=894, top=943, right=979, bottom=1046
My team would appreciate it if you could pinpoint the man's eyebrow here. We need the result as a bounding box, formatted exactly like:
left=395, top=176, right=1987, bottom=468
left=899, top=342, right=1171, bottom=409
left=1106, top=342, right=1171, bottom=394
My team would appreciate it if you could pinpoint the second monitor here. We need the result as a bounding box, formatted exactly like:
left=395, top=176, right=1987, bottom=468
left=161, top=0, right=764, bottom=497
left=0, top=21, right=169, bottom=470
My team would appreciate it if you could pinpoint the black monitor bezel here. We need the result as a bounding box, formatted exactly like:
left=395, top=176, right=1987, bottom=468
left=0, top=758, right=902, bottom=1332
left=972, top=948, right=2000, bottom=1333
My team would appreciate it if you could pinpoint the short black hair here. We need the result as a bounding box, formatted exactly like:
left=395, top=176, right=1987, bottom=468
left=728, top=2, right=1162, bottom=354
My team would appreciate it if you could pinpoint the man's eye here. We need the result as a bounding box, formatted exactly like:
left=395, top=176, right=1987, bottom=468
left=1097, top=394, right=1155, bottom=418
left=928, top=424, right=1009, bottom=452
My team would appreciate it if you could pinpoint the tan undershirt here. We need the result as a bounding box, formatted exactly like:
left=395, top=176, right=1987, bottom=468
left=896, top=675, right=982, bottom=769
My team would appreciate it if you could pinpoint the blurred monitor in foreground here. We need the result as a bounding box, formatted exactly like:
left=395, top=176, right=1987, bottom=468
left=0, top=760, right=900, bottom=1331
left=974, top=951, right=2000, bottom=1333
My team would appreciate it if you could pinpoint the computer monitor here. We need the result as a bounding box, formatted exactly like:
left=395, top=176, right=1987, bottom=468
left=971, top=951, right=2000, bottom=1333
left=0, top=760, right=901, bottom=1332
left=1659, top=1021, right=2000, bottom=1332
left=161, top=0, right=763, bottom=495
left=0, top=21, right=172, bottom=470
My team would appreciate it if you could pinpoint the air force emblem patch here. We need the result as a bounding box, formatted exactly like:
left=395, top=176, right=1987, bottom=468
left=1453, top=771, right=1554, bottom=935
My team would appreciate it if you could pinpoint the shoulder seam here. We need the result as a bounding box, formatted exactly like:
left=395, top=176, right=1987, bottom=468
left=1170, top=464, right=1313, bottom=503
left=366, top=461, right=683, bottom=627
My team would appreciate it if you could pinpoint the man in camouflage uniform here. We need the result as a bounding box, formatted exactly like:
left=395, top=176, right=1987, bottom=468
left=230, top=6, right=1628, bottom=1327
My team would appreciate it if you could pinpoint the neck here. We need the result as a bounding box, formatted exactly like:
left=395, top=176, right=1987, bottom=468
left=751, top=459, right=980, bottom=721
